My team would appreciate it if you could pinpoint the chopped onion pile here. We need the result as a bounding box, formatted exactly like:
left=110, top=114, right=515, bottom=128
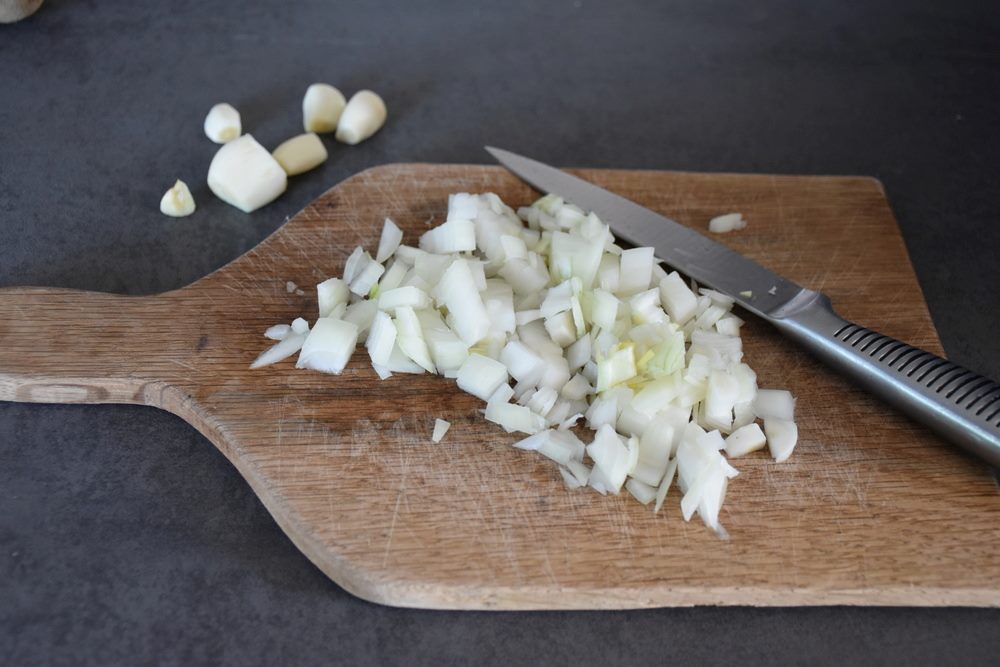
left=254, top=192, right=799, bottom=535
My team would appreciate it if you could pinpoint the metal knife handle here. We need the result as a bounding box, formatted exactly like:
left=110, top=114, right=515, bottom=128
left=769, top=290, right=1000, bottom=467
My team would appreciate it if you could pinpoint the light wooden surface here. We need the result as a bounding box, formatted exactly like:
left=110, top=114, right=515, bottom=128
left=1, top=164, right=998, bottom=609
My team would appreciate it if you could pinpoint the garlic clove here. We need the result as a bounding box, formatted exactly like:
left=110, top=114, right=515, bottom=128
left=302, top=83, right=346, bottom=134
left=159, top=179, right=196, bottom=217
left=335, top=90, right=387, bottom=145
left=207, top=134, right=287, bottom=213
left=203, top=103, right=241, bottom=144
left=0, top=0, right=45, bottom=24
left=271, top=133, right=328, bottom=176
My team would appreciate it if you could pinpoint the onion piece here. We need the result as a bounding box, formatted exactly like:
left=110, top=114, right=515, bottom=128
left=264, top=324, right=292, bottom=341
left=376, top=218, right=403, bottom=263
left=295, top=318, right=359, bottom=374
left=626, top=478, right=657, bottom=505
left=659, top=271, right=697, bottom=324
left=488, top=402, right=546, bottom=435
left=559, top=466, right=584, bottom=489
left=617, top=247, right=655, bottom=297
left=377, top=286, right=432, bottom=312
left=653, top=458, right=678, bottom=514
left=724, top=423, right=767, bottom=457
left=394, top=306, right=436, bottom=373
left=250, top=331, right=307, bottom=368
left=586, top=424, right=634, bottom=493
left=764, top=418, right=799, bottom=462
left=366, top=311, right=397, bottom=367
left=317, top=277, right=350, bottom=318
left=431, top=418, right=451, bottom=443
left=753, top=389, right=796, bottom=421
left=434, top=259, right=490, bottom=346
left=456, top=353, right=508, bottom=401
left=708, top=212, right=746, bottom=233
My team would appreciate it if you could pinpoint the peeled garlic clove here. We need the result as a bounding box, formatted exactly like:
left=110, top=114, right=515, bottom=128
left=159, top=180, right=196, bottom=217
left=203, top=103, right=241, bottom=144
left=0, top=0, right=44, bottom=23
left=207, top=134, right=287, bottom=213
left=302, top=83, right=346, bottom=134
left=335, top=90, right=387, bottom=145
left=272, top=133, right=328, bottom=176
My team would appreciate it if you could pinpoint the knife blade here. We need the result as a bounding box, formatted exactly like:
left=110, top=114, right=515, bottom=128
left=485, top=146, right=1000, bottom=468
left=485, top=146, right=800, bottom=319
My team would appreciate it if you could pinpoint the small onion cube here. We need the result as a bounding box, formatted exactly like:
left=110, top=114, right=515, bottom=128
left=379, top=260, right=409, bottom=292
left=377, top=286, right=432, bottom=312
left=617, top=246, right=655, bottom=297
left=295, top=318, right=359, bottom=374
left=595, top=344, right=637, bottom=393
left=543, top=429, right=586, bottom=464
left=560, top=373, right=593, bottom=401
left=514, top=309, right=543, bottom=325
left=765, top=418, right=798, bottom=462
left=488, top=402, right=546, bottom=435
left=513, top=430, right=549, bottom=451
left=431, top=418, right=451, bottom=443
left=724, top=423, right=767, bottom=458
left=704, top=370, right=740, bottom=431
left=586, top=424, right=634, bottom=493
left=753, top=389, right=796, bottom=421
left=500, top=340, right=545, bottom=384
left=366, top=311, right=397, bottom=367
left=317, top=277, right=350, bottom=318
left=419, top=219, right=476, bottom=254
left=435, top=259, right=490, bottom=346
left=456, top=353, right=508, bottom=401
left=343, top=299, right=379, bottom=336
left=376, top=218, right=404, bottom=263
left=543, top=310, right=577, bottom=348
left=659, top=271, right=697, bottom=324
left=394, top=306, right=436, bottom=373
left=590, top=288, right=619, bottom=331
left=264, top=324, right=292, bottom=340
left=708, top=212, right=746, bottom=234
left=626, top=478, right=657, bottom=505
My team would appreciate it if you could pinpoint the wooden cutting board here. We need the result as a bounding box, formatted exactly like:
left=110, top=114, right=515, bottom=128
left=1, top=164, right=998, bottom=609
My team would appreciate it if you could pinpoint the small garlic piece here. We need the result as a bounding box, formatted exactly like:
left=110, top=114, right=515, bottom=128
left=203, top=103, right=241, bottom=144
left=207, top=134, right=287, bottom=213
left=303, top=83, right=346, bottom=133
left=272, top=133, right=328, bottom=176
left=159, top=180, right=196, bottom=217
left=335, top=90, right=387, bottom=145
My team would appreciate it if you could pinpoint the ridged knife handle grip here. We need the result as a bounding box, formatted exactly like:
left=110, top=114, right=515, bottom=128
left=770, top=291, right=1000, bottom=468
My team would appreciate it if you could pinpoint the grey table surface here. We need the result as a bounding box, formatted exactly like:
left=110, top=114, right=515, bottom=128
left=2, top=0, right=999, bottom=664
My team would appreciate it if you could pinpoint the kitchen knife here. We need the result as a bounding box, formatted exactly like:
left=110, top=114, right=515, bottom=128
left=486, top=146, right=1000, bottom=467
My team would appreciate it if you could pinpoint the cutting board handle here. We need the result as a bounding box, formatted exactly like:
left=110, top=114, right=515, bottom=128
left=0, top=287, right=199, bottom=405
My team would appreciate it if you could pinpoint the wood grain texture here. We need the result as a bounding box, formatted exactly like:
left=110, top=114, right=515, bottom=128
left=1, top=164, right=998, bottom=609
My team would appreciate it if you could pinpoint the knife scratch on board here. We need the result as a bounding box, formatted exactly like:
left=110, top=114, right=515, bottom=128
left=382, top=475, right=407, bottom=568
